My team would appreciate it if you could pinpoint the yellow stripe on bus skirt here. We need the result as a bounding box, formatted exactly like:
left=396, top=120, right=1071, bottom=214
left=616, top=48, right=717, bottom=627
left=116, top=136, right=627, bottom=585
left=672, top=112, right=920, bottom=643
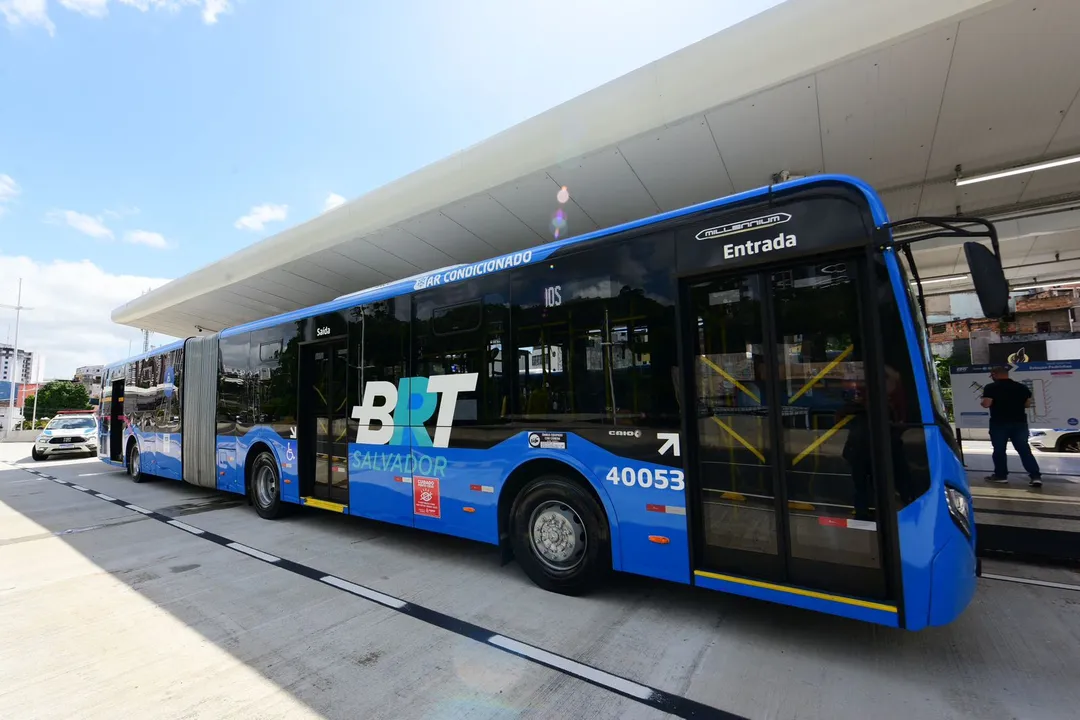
left=694, top=570, right=897, bottom=613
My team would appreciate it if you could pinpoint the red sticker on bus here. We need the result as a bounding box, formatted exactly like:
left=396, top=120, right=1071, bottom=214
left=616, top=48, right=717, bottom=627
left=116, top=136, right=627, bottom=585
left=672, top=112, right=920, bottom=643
left=414, top=476, right=441, bottom=518
left=818, top=516, right=847, bottom=528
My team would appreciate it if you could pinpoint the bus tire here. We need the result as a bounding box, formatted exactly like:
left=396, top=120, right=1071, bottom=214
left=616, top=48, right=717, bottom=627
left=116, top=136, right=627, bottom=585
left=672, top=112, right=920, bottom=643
left=510, top=474, right=609, bottom=596
left=249, top=451, right=284, bottom=520
left=128, top=444, right=146, bottom=483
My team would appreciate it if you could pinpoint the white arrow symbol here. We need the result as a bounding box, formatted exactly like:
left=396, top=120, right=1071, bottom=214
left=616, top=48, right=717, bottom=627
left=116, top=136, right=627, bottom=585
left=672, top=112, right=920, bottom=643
left=657, top=432, right=680, bottom=457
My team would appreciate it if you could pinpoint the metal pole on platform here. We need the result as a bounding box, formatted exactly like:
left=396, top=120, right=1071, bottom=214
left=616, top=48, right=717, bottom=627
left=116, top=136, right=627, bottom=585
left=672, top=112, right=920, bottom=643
left=1, top=279, right=32, bottom=440
left=31, top=355, right=43, bottom=428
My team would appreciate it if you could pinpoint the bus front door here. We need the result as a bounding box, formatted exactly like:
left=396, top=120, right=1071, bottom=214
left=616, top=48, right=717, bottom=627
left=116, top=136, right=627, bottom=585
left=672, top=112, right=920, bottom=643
left=684, top=257, right=891, bottom=602
left=109, top=378, right=125, bottom=462
left=299, top=339, right=350, bottom=509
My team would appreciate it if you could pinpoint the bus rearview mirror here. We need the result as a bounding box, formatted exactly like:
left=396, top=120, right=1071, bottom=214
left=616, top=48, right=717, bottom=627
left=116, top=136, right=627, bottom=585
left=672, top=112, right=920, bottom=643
left=964, top=241, right=1009, bottom=318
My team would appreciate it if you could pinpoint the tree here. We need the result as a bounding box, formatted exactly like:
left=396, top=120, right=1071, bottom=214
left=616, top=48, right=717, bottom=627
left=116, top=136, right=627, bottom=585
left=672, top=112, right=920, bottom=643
left=932, top=354, right=960, bottom=422
left=24, top=381, right=92, bottom=419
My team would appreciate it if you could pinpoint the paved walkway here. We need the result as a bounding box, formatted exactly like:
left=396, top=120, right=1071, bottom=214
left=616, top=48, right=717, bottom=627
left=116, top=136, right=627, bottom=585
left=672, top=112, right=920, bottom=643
left=3, top=443, right=1080, bottom=719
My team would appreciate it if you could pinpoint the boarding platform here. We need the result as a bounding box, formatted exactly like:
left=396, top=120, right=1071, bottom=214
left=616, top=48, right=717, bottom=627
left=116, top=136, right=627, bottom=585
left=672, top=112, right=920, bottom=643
left=964, top=441, right=1080, bottom=561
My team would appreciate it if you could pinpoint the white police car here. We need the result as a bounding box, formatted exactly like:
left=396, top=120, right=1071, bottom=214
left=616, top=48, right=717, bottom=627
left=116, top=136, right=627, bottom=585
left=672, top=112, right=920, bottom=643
left=31, top=412, right=99, bottom=461
left=1030, top=428, right=1080, bottom=454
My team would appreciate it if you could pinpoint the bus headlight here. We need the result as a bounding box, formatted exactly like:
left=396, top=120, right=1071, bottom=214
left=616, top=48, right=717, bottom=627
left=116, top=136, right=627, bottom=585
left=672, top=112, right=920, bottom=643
left=945, top=486, right=971, bottom=538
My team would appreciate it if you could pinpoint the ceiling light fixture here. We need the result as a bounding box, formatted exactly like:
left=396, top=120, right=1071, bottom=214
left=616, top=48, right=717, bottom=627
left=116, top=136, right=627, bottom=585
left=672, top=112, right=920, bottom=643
left=910, top=275, right=968, bottom=285
left=955, top=153, right=1080, bottom=187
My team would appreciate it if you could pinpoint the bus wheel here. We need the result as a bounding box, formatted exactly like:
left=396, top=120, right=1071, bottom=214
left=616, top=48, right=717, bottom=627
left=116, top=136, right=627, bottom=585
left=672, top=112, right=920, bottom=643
left=250, top=451, right=284, bottom=520
left=510, top=475, right=609, bottom=596
left=128, top=445, right=146, bottom=483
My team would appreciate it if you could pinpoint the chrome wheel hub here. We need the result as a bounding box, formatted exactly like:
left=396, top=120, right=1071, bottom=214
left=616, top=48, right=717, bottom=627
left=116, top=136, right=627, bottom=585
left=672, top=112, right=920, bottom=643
left=255, top=465, right=277, bottom=507
left=529, top=501, right=586, bottom=570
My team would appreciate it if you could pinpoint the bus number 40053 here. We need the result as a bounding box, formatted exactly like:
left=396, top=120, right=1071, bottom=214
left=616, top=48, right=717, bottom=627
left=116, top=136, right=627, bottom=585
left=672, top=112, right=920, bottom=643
left=605, top=466, right=685, bottom=491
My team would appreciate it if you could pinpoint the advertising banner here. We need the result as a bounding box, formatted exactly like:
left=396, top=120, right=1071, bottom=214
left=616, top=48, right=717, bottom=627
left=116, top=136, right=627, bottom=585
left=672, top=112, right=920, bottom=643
left=0, top=382, right=21, bottom=404
left=951, top=361, right=1080, bottom=429
left=988, top=341, right=1047, bottom=365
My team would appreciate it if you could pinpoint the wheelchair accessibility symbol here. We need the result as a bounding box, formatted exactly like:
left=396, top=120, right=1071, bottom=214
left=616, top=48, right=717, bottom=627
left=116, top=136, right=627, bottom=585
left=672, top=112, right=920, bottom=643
left=285, top=446, right=296, bottom=462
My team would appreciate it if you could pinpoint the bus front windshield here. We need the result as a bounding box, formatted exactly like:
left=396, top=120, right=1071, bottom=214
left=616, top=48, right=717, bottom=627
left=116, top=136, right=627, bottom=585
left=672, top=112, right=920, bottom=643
left=895, top=252, right=950, bottom=422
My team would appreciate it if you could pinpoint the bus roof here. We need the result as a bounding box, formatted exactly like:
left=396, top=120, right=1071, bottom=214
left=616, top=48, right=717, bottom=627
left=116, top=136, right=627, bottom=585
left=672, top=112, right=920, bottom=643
left=220, top=174, right=886, bottom=337
left=106, top=173, right=886, bottom=369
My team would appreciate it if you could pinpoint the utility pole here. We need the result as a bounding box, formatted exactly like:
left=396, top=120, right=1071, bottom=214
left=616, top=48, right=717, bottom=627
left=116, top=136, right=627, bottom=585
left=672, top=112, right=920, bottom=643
left=31, top=355, right=44, bottom=428
left=1, top=279, right=33, bottom=439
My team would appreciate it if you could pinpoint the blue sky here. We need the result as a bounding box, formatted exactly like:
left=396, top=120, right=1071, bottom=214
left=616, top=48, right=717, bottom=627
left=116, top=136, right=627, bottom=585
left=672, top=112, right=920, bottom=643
left=0, top=0, right=784, bottom=377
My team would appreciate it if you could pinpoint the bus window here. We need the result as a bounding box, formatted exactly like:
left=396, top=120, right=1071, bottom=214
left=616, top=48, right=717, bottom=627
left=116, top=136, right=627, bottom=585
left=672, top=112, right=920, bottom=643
left=413, top=278, right=509, bottom=431
left=218, top=334, right=251, bottom=437
left=876, top=253, right=932, bottom=506
left=432, top=300, right=482, bottom=336
left=347, top=299, right=411, bottom=442
left=250, top=323, right=299, bottom=437
left=510, top=234, right=678, bottom=426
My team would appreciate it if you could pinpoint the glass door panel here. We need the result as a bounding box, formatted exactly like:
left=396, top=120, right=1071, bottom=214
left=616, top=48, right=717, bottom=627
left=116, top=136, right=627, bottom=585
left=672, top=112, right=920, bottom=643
left=689, top=273, right=781, bottom=579
left=770, top=260, right=886, bottom=598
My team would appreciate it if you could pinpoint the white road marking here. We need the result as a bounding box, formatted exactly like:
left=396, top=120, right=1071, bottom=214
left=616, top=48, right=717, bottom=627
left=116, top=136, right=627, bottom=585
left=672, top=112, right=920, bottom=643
left=70, top=485, right=90, bottom=492
left=126, top=504, right=153, bottom=514
left=982, top=572, right=1080, bottom=593
left=489, top=635, right=655, bottom=700
left=320, top=575, right=406, bottom=609
left=94, top=493, right=117, bottom=501
left=168, top=519, right=206, bottom=535
left=226, top=542, right=279, bottom=562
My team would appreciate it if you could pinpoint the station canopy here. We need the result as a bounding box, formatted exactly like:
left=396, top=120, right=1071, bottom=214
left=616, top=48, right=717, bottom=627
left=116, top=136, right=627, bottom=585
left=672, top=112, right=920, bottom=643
left=113, top=0, right=1080, bottom=338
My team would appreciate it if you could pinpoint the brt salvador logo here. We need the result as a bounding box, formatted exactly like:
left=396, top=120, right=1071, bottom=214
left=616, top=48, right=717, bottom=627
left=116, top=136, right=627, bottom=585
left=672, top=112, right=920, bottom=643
left=351, top=373, right=478, bottom=448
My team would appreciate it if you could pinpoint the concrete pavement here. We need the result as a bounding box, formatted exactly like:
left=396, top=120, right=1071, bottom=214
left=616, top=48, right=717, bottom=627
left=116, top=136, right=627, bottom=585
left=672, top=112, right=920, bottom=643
left=2, top=443, right=1079, bottom=719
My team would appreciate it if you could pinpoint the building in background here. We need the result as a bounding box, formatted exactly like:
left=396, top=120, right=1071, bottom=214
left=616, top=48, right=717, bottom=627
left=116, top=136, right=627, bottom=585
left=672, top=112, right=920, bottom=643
left=0, top=342, right=33, bottom=386
left=929, top=288, right=1080, bottom=360
left=74, top=364, right=104, bottom=404
left=0, top=343, right=34, bottom=430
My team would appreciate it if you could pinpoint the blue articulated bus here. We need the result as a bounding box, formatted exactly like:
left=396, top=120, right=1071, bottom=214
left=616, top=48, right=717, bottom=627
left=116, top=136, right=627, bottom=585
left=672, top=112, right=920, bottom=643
left=97, top=175, right=1009, bottom=629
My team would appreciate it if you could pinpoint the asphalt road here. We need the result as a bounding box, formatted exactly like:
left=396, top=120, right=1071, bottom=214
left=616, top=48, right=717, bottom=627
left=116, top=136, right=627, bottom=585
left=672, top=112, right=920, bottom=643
left=2, top=443, right=1079, bottom=720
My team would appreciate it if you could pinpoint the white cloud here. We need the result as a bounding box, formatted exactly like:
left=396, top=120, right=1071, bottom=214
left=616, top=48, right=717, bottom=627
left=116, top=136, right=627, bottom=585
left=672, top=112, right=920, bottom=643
left=0, top=254, right=175, bottom=379
left=201, top=0, right=228, bottom=24
left=103, top=205, right=140, bottom=220
left=117, top=0, right=190, bottom=12
left=114, top=0, right=229, bottom=25
left=59, top=0, right=108, bottom=17
left=0, top=174, right=20, bottom=217
left=234, top=203, right=288, bottom=232
left=125, top=229, right=169, bottom=249
left=323, top=192, right=346, bottom=213
left=47, top=209, right=114, bottom=239
left=0, top=0, right=53, bottom=35
left=46, top=209, right=169, bottom=248
left=2, top=0, right=233, bottom=32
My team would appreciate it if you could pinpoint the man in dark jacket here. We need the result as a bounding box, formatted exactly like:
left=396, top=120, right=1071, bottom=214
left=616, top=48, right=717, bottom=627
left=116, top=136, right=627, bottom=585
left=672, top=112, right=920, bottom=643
left=981, top=366, right=1042, bottom=487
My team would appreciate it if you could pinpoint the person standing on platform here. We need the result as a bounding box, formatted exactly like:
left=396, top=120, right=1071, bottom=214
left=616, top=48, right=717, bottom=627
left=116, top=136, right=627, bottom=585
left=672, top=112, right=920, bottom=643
left=981, top=366, right=1042, bottom=488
